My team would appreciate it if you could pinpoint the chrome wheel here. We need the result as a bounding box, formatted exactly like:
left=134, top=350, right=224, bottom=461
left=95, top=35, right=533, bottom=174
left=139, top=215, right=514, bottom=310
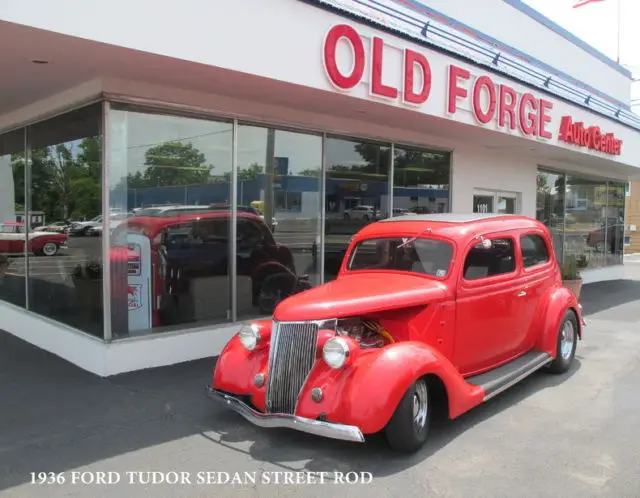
left=412, top=380, right=428, bottom=430
left=42, top=242, right=58, bottom=256
left=560, top=320, right=575, bottom=360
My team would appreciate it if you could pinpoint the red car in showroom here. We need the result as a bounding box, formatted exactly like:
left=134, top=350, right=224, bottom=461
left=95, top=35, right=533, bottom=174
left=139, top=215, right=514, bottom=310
left=0, top=222, right=68, bottom=256
left=207, top=214, right=584, bottom=452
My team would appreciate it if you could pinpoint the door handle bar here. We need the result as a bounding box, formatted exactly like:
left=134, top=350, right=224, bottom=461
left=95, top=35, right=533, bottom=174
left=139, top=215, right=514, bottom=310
left=517, top=291, right=527, bottom=297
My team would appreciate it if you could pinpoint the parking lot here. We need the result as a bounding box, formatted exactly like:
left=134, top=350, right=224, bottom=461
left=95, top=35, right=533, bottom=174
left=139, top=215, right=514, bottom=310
left=0, top=262, right=639, bottom=497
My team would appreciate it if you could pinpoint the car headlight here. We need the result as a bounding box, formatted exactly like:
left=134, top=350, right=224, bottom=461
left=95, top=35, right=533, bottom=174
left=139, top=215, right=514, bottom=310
left=322, top=337, right=350, bottom=369
left=238, top=323, right=261, bottom=351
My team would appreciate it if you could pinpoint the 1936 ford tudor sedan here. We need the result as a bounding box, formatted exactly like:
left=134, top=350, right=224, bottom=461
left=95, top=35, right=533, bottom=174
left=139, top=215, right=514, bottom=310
left=207, top=214, right=585, bottom=452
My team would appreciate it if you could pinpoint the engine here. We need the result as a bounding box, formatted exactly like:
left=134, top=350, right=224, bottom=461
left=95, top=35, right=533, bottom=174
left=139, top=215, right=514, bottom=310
left=335, top=318, right=395, bottom=348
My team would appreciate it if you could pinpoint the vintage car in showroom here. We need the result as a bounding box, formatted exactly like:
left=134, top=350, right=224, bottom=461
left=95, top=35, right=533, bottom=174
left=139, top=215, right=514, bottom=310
left=207, top=214, right=585, bottom=452
left=0, top=222, right=68, bottom=256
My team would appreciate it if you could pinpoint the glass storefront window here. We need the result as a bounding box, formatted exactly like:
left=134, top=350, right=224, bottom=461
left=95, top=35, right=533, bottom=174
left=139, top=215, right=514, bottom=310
left=606, top=182, right=626, bottom=265
left=324, top=137, right=390, bottom=281
left=536, top=170, right=566, bottom=262
left=0, top=129, right=27, bottom=308
left=236, top=126, right=322, bottom=318
left=108, top=106, right=232, bottom=337
left=565, top=175, right=608, bottom=270
left=27, top=104, right=103, bottom=337
left=392, top=146, right=450, bottom=215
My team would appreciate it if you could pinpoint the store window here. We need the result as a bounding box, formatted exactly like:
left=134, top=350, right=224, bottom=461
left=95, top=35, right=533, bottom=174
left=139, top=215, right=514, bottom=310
left=0, top=128, right=26, bottom=308
left=536, top=170, right=566, bottom=262
left=565, top=175, right=608, bottom=270
left=473, top=189, right=520, bottom=215
left=108, top=106, right=232, bottom=337
left=25, top=105, right=103, bottom=337
left=392, top=146, right=450, bottom=215
left=236, top=126, right=321, bottom=318
left=606, top=182, right=626, bottom=265
left=324, top=137, right=390, bottom=281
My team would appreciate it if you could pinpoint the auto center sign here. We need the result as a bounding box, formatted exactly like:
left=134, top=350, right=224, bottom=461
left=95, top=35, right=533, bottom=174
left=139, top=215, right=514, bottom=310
left=322, top=24, right=623, bottom=156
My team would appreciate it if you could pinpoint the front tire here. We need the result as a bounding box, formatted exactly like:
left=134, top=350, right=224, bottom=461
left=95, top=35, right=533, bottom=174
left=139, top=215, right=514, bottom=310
left=547, top=310, right=578, bottom=374
left=385, top=378, right=430, bottom=453
left=40, top=242, right=59, bottom=257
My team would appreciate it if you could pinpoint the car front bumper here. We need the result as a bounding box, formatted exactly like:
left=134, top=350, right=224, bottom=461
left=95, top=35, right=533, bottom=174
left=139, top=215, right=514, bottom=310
left=206, top=387, right=365, bottom=443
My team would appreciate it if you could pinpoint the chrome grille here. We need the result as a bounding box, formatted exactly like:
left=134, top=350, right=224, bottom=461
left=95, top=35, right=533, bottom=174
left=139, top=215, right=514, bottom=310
left=266, top=321, right=319, bottom=415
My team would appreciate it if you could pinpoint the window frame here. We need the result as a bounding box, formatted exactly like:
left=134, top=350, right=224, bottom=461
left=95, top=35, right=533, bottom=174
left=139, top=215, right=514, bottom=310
left=344, top=234, right=456, bottom=280
left=519, top=231, right=552, bottom=272
left=460, top=232, right=520, bottom=286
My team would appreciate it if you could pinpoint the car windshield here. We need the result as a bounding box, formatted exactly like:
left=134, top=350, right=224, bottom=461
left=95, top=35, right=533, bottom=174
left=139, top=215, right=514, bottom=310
left=347, top=237, right=453, bottom=277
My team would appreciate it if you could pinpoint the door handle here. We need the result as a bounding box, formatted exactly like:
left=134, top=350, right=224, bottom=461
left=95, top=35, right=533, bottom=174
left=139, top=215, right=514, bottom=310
left=517, top=291, right=527, bottom=297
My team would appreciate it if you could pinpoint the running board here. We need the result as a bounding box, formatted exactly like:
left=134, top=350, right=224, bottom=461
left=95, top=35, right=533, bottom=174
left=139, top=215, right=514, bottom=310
left=466, top=350, right=552, bottom=401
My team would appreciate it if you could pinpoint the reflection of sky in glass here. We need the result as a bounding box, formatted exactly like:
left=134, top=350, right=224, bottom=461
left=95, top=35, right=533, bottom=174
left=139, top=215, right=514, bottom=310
left=118, top=113, right=323, bottom=176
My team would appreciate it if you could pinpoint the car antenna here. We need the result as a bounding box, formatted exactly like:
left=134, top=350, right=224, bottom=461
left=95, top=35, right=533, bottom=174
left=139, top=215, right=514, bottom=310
left=397, top=227, right=432, bottom=249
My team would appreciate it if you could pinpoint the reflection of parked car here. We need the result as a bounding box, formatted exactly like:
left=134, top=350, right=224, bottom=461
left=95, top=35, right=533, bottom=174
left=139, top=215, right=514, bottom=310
left=0, top=222, right=68, bottom=256
left=112, top=211, right=304, bottom=327
left=208, top=214, right=584, bottom=453
left=344, top=205, right=376, bottom=221
left=87, top=213, right=134, bottom=236
left=34, top=221, right=69, bottom=233
left=68, top=211, right=126, bottom=236
left=586, top=218, right=624, bottom=252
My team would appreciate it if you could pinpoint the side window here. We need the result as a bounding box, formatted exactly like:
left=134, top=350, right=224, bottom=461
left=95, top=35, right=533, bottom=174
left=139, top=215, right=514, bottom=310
left=463, top=238, right=516, bottom=280
left=237, top=220, right=264, bottom=248
left=520, top=234, right=549, bottom=268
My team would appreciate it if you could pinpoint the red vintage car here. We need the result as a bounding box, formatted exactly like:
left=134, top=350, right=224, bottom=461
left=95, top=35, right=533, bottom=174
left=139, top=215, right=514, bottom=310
left=207, top=214, right=585, bottom=452
left=0, top=222, right=68, bottom=256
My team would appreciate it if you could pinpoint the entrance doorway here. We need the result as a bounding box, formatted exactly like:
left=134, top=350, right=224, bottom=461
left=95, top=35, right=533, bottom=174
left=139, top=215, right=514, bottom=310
left=473, top=189, right=521, bottom=215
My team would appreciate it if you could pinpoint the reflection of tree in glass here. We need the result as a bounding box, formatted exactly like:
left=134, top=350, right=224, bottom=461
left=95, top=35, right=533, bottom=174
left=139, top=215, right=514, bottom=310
left=224, top=163, right=263, bottom=182
left=332, top=143, right=449, bottom=186
left=11, top=137, right=102, bottom=221
left=122, top=142, right=213, bottom=189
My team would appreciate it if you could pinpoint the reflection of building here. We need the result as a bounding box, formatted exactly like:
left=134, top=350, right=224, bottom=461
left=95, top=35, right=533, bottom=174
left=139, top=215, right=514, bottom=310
left=1, top=0, right=640, bottom=375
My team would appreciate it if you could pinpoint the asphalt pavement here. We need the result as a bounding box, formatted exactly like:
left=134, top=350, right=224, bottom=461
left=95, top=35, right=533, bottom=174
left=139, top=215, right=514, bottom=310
left=0, top=262, right=639, bottom=497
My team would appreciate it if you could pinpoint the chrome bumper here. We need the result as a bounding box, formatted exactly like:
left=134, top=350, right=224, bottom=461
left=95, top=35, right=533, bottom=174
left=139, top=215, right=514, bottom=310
left=206, top=387, right=365, bottom=443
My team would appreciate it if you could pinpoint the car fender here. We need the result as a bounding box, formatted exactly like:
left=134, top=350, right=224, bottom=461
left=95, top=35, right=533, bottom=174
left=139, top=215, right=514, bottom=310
left=212, top=321, right=273, bottom=411
left=534, top=285, right=583, bottom=357
left=296, top=341, right=484, bottom=434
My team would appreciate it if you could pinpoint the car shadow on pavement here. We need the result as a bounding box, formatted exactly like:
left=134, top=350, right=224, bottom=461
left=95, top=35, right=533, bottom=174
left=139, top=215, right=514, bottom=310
left=201, top=359, right=582, bottom=478
left=580, top=279, right=640, bottom=316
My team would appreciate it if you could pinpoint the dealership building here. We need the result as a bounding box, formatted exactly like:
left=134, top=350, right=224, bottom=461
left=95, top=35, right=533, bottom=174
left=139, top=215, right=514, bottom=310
left=1, top=0, right=639, bottom=376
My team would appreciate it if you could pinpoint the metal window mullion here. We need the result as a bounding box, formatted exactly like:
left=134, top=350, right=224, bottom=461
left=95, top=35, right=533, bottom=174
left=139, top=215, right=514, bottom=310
left=230, top=119, right=238, bottom=322
left=388, top=143, right=394, bottom=218
left=605, top=181, right=610, bottom=267
left=102, top=101, right=113, bottom=342
left=24, top=127, right=30, bottom=309
left=319, top=133, right=327, bottom=285
left=561, top=173, right=567, bottom=265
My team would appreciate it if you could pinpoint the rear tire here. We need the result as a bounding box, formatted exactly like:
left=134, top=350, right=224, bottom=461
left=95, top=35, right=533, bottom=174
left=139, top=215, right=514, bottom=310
left=385, top=378, right=430, bottom=453
left=547, top=310, right=578, bottom=374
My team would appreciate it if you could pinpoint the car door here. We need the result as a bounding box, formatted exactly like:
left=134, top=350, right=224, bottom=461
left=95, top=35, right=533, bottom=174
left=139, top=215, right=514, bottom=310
left=517, top=231, right=554, bottom=350
left=454, top=232, right=522, bottom=375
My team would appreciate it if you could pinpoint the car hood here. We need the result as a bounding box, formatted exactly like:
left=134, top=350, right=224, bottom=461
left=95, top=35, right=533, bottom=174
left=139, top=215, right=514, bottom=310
left=273, top=272, right=448, bottom=321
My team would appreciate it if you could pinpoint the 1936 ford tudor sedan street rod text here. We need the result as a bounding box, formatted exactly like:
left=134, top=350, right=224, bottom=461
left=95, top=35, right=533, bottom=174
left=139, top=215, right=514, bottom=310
left=207, top=214, right=584, bottom=452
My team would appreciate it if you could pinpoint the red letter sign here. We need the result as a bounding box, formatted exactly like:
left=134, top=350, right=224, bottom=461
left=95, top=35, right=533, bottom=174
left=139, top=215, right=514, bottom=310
left=498, top=85, right=517, bottom=130
left=403, top=49, right=432, bottom=105
left=447, top=65, right=470, bottom=114
left=472, top=76, right=497, bottom=124
left=538, top=99, right=553, bottom=139
left=371, top=36, right=398, bottom=99
left=518, top=93, right=538, bottom=136
left=323, top=24, right=365, bottom=89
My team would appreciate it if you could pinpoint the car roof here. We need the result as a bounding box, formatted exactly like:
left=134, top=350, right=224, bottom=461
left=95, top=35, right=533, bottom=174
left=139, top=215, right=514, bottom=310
left=355, top=214, right=547, bottom=242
